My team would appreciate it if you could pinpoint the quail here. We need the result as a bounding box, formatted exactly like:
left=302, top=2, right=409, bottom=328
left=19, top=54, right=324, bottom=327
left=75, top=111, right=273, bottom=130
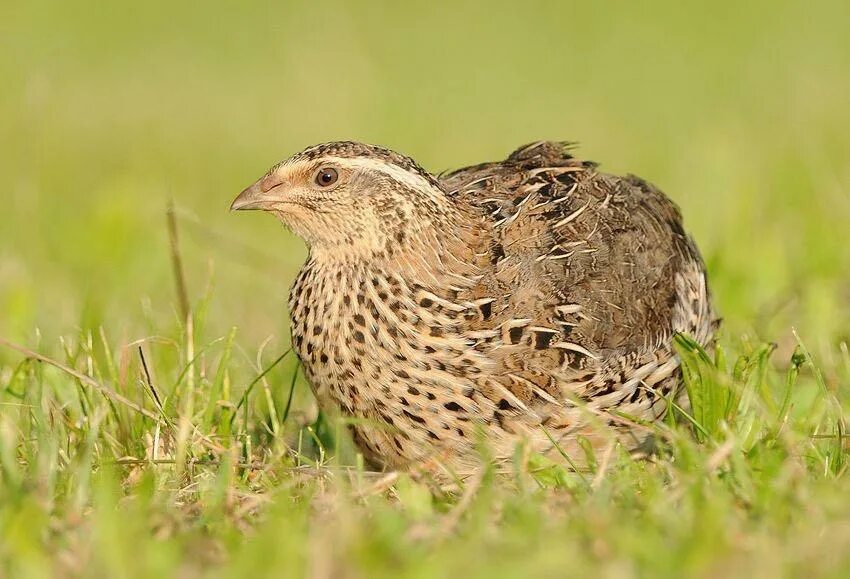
left=231, top=141, right=715, bottom=473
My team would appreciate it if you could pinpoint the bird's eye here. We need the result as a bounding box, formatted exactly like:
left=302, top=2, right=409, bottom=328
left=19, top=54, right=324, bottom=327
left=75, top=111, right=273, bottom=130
left=315, top=167, right=339, bottom=188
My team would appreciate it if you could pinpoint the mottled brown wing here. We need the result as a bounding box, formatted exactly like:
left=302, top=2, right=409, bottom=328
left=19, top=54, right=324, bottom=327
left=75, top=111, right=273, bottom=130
left=439, top=141, right=706, bottom=356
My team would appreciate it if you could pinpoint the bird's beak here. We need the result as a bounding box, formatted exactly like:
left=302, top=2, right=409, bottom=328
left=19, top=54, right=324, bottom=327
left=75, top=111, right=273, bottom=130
left=230, top=179, right=279, bottom=212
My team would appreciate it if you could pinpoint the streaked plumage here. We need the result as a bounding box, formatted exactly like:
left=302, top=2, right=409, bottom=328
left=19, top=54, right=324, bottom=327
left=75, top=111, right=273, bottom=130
left=232, top=141, right=715, bottom=473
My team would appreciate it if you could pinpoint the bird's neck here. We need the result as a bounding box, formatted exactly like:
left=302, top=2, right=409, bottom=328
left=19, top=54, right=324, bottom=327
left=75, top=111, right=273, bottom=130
left=308, top=211, right=485, bottom=296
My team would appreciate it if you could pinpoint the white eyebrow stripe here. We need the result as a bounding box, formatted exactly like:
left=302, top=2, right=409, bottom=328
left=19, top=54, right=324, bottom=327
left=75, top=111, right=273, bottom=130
left=300, top=156, right=437, bottom=191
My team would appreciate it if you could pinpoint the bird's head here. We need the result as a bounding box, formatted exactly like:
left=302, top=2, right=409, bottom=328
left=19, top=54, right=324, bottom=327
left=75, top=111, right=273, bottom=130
left=231, top=141, right=453, bottom=257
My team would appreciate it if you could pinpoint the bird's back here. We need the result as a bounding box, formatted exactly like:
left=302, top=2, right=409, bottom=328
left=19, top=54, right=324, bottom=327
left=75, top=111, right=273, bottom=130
left=441, top=141, right=714, bottom=356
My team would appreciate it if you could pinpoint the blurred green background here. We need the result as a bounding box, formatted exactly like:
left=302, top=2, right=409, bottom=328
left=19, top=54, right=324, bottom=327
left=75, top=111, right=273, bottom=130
left=2, top=3, right=850, bottom=575
left=2, top=0, right=849, bottom=357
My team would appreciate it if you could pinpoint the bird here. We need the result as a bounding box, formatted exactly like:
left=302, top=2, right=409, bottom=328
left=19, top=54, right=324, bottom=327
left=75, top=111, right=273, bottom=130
left=231, top=140, right=715, bottom=474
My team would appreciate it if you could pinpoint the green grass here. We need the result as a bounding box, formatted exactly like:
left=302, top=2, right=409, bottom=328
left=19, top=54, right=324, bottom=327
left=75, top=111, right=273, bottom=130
left=2, top=0, right=850, bottom=576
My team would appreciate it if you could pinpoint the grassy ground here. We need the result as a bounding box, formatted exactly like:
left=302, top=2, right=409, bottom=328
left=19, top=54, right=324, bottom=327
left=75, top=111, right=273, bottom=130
left=2, top=0, right=850, bottom=576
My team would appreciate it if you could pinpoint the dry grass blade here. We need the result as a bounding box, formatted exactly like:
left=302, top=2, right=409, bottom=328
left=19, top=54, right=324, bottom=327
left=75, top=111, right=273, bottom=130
left=167, top=199, right=191, bottom=322
left=591, top=442, right=616, bottom=489
left=356, top=471, right=400, bottom=499
left=438, top=468, right=485, bottom=537
left=0, top=336, right=161, bottom=421
left=138, top=346, right=165, bottom=413
left=705, top=439, right=736, bottom=473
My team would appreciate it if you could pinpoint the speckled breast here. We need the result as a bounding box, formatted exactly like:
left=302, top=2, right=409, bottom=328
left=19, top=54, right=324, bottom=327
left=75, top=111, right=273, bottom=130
left=287, top=258, right=499, bottom=468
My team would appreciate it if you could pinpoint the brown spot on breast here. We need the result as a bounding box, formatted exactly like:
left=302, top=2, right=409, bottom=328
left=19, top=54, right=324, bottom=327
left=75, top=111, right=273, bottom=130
left=403, top=409, right=426, bottom=424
